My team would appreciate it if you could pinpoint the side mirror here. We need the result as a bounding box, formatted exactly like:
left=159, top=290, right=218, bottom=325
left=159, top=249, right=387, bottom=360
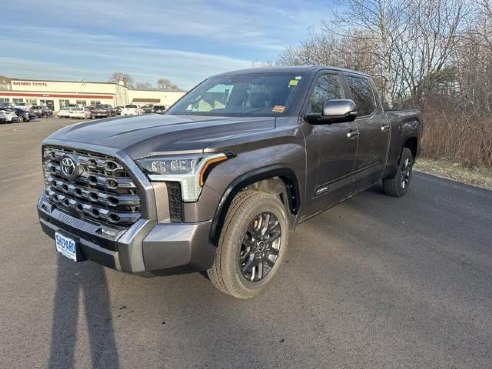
left=306, top=99, right=358, bottom=124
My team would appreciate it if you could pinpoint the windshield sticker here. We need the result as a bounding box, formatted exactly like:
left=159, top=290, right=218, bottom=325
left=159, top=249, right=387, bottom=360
left=288, top=79, right=299, bottom=86
left=294, top=76, right=302, bottom=80
left=272, top=105, right=285, bottom=113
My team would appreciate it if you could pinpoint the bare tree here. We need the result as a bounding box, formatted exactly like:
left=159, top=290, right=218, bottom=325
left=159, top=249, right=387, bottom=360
left=135, top=82, right=153, bottom=90
left=108, top=72, right=134, bottom=88
left=280, top=0, right=470, bottom=106
left=157, top=78, right=179, bottom=90
left=277, top=0, right=491, bottom=167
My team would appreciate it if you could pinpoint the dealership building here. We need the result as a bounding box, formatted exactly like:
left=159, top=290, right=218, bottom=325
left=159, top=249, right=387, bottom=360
left=0, top=76, right=185, bottom=111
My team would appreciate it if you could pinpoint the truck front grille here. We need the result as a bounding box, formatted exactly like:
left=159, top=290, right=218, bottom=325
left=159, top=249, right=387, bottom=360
left=43, top=146, right=141, bottom=227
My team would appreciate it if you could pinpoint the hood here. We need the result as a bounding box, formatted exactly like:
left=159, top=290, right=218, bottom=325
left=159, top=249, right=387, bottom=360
left=48, top=114, right=276, bottom=159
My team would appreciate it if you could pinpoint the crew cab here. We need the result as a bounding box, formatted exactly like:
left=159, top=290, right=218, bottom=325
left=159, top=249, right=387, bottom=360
left=38, top=66, right=422, bottom=298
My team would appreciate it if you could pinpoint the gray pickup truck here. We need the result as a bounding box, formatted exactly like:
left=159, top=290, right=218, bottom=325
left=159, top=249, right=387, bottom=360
left=38, top=66, right=422, bottom=298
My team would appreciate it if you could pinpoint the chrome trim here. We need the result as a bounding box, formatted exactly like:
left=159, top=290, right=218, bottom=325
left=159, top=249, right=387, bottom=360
left=43, top=146, right=141, bottom=227
left=42, top=138, right=157, bottom=220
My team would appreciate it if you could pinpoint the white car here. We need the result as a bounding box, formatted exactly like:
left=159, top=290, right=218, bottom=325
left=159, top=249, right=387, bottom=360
left=0, top=109, right=21, bottom=123
left=57, top=107, right=72, bottom=118
left=69, top=107, right=92, bottom=119
left=14, top=102, right=31, bottom=110
left=121, top=104, right=143, bottom=116
left=0, top=110, right=8, bottom=124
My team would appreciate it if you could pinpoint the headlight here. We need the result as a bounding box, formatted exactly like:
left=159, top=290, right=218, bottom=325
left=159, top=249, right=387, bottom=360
left=136, top=153, right=229, bottom=202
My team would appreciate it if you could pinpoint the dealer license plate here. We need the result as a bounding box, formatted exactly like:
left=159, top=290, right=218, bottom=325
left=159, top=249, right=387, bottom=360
left=55, top=232, right=79, bottom=262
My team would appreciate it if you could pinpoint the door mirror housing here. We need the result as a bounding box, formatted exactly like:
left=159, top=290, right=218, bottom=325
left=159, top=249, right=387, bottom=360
left=305, top=99, right=358, bottom=124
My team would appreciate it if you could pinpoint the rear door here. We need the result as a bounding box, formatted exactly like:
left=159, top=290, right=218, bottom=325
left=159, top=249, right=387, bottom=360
left=301, top=72, right=359, bottom=218
left=344, top=75, right=390, bottom=188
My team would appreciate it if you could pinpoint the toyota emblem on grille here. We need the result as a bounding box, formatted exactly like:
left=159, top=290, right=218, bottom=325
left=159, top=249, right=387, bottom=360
left=61, top=156, right=78, bottom=179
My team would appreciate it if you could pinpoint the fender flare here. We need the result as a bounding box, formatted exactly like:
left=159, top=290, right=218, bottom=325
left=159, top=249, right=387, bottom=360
left=209, top=165, right=301, bottom=245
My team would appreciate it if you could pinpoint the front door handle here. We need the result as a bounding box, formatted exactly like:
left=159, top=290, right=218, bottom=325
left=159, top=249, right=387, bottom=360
left=381, top=124, right=390, bottom=132
left=346, top=131, right=360, bottom=139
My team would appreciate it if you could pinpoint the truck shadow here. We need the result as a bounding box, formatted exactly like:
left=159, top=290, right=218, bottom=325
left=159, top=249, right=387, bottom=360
left=47, top=257, right=120, bottom=369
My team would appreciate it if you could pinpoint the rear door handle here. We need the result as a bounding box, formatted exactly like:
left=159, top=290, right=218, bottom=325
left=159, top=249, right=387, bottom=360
left=346, top=131, right=360, bottom=139
left=381, top=124, right=390, bottom=132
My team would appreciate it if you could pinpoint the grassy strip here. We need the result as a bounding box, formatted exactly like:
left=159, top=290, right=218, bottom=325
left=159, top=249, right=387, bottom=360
left=414, top=158, right=492, bottom=191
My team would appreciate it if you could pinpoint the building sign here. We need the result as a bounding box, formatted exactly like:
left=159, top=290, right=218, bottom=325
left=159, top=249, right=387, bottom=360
left=12, top=81, right=48, bottom=87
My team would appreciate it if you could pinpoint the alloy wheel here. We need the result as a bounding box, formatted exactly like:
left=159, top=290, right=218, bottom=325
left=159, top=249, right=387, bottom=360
left=239, top=212, right=281, bottom=282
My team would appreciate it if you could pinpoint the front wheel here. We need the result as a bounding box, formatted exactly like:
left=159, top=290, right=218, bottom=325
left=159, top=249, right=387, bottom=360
left=383, top=148, right=414, bottom=197
left=208, top=191, right=289, bottom=299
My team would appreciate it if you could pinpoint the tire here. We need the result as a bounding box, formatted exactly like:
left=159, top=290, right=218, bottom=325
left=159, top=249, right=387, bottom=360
left=383, top=148, right=414, bottom=197
left=208, top=190, right=289, bottom=299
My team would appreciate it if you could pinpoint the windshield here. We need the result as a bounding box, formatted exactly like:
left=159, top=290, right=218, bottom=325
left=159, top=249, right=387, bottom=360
left=125, top=105, right=137, bottom=108
left=167, top=72, right=306, bottom=117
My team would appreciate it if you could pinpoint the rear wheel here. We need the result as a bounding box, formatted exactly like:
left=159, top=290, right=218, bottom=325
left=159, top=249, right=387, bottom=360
left=383, top=148, right=414, bottom=197
left=208, top=191, right=289, bottom=299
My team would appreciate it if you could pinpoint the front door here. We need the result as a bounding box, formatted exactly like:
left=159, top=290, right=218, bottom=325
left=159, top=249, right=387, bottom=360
left=301, top=72, right=359, bottom=219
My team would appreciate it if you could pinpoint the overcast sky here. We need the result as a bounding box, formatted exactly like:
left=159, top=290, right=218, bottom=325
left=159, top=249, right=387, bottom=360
left=0, top=0, right=344, bottom=89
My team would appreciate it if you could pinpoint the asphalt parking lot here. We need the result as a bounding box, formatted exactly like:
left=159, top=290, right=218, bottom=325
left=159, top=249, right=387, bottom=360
left=0, top=117, right=491, bottom=369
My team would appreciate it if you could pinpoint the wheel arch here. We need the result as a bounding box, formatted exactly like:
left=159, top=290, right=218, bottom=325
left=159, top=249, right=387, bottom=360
left=209, top=166, right=301, bottom=245
left=403, top=136, right=418, bottom=159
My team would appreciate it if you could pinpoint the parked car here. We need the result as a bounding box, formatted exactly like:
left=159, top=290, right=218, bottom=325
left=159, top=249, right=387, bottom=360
left=120, top=104, right=143, bottom=116
left=91, top=104, right=115, bottom=118
left=114, top=106, right=123, bottom=115
left=142, top=104, right=154, bottom=114
left=69, top=107, right=92, bottom=119
left=152, top=105, right=167, bottom=114
left=14, top=102, right=32, bottom=110
left=14, top=108, right=35, bottom=122
left=0, top=109, right=21, bottom=123
left=0, top=110, right=7, bottom=124
left=30, top=105, right=53, bottom=117
left=57, top=107, right=72, bottom=118
left=38, top=66, right=423, bottom=299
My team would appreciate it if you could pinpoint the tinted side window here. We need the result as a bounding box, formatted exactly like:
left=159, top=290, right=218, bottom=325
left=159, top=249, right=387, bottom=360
left=346, top=76, right=376, bottom=116
left=308, top=74, right=344, bottom=114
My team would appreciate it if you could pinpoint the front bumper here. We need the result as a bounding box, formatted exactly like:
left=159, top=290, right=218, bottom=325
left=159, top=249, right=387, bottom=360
left=38, top=193, right=216, bottom=275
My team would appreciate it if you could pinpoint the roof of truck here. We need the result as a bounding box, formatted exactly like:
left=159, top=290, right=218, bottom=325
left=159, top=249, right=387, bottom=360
left=215, top=65, right=370, bottom=78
